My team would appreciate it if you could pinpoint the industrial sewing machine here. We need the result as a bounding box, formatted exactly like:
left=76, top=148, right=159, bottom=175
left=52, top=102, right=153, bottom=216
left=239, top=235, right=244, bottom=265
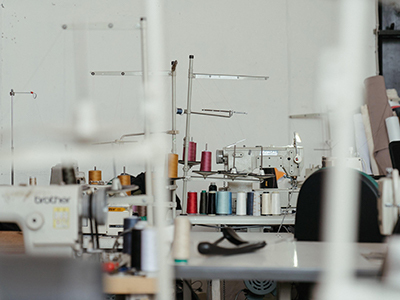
left=0, top=185, right=107, bottom=256
left=216, top=144, right=304, bottom=208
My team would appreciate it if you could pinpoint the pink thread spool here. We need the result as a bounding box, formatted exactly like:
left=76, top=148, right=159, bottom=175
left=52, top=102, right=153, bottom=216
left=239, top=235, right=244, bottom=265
left=200, top=144, right=212, bottom=171
left=183, top=140, right=197, bottom=161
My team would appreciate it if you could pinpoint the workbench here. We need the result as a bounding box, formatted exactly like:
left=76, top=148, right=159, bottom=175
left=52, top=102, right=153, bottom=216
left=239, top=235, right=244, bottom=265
left=175, top=232, right=386, bottom=299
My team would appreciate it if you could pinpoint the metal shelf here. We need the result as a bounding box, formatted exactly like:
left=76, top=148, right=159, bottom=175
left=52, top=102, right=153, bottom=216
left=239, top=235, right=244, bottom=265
left=187, top=214, right=295, bottom=225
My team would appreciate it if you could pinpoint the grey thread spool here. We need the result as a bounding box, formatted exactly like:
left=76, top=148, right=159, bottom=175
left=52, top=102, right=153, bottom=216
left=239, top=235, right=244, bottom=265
left=199, top=190, right=208, bottom=214
left=216, top=191, right=232, bottom=215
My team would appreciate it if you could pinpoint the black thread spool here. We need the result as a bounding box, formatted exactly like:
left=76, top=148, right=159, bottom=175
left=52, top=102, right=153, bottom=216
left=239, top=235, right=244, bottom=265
left=209, top=182, right=217, bottom=192
left=123, top=216, right=140, bottom=254
left=199, top=190, right=208, bottom=214
left=208, top=191, right=216, bottom=215
left=247, top=192, right=254, bottom=216
left=131, top=228, right=142, bottom=271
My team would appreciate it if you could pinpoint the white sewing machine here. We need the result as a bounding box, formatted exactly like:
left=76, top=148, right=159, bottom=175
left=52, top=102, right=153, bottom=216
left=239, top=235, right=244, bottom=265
left=0, top=185, right=107, bottom=256
left=216, top=145, right=304, bottom=178
left=216, top=144, right=304, bottom=208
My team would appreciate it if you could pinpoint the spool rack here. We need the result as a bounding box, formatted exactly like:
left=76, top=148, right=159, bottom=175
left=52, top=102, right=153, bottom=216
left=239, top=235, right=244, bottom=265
left=180, top=55, right=269, bottom=215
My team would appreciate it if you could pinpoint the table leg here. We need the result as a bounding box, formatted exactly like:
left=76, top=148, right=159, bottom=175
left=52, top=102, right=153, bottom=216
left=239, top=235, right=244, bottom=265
left=277, top=282, right=291, bottom=300
left=211, top=279, right=221, bottom=300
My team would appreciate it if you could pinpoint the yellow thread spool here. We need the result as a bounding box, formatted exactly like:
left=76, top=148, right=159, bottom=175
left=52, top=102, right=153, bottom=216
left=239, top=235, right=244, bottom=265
left=168, top=153, right=179, bottom=178
left=118, top=174, right=131, bottom=195
left=88, top=170, right=102, bottom=184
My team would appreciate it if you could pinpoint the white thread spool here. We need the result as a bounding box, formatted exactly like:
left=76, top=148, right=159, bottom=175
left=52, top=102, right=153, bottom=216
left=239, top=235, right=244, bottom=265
left=141, top=227, right=158, bottom=272
left=386, top=116, right=400, bottom=143
left=173, top=216, right=191, bottom=263
left=253, top=191, right=261, bottom=216
left=236, top=192, right=247, bottom=216
left=261, top=193, right=272, bottom=215
left=271, top=192, right=281, bottom=215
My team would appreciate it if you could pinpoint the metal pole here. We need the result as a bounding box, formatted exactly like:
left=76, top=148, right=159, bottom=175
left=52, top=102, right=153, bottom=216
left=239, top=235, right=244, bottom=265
left=140, top=17, right=153, bottom=225
left=10, top=89, right=14, bottom=185
left=182, top=55, right=195, bottom=214
left=171, top=61, right=178, bottom=218
left=171, top=60, right=177, bottom=154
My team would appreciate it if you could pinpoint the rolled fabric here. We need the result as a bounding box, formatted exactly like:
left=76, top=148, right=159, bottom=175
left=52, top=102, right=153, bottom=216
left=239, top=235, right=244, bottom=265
left=364, top=75, right=393, bottom=174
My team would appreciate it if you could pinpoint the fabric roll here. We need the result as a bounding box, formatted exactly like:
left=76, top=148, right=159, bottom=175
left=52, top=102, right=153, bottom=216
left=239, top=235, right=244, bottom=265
left=353, top=113, right=372, bottom=174
left=364, top=76, right=393, bottom=174
left=361, top=105, right=380, bottom=175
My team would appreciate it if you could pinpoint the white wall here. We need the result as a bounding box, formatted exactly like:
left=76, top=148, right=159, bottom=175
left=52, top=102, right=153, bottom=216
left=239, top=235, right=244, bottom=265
left=0, top=0, right=377, bottom=187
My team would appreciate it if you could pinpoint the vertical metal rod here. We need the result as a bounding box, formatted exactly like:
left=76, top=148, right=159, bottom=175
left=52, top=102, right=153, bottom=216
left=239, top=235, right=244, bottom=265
left=171, top=61, right=177, bottom=154
left=140, top=17, right=153, bottom=225
left=171, top=61, right=178, bottom=218
left=10, top=90, right=14, bottom=185
left=182, top=55, right=195, bottom=214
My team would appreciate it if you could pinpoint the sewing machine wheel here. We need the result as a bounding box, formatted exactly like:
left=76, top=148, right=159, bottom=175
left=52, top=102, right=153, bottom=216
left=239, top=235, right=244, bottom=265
left=244, top=280, right=276, bottom=297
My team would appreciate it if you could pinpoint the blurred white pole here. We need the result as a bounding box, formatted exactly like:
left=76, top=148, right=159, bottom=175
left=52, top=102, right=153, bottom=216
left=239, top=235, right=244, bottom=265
left=145, top=1, right=172, bottom=300
left=317, top=0, right=372, bottom=299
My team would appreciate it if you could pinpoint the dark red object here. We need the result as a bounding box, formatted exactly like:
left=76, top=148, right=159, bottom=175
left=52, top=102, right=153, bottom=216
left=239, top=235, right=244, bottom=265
left=187, top=191, right=198, bottom=214
left=200, top=151, right=212, bottom=171
left=183, top=141, right=197, bottom=161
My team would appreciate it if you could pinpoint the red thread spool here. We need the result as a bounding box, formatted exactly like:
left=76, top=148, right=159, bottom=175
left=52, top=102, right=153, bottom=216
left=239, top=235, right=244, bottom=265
left=183, top=141, right=197, bottom=161
left=200, top=151, right=212, bottom=171
left=187, top=191, right=198, bottom=214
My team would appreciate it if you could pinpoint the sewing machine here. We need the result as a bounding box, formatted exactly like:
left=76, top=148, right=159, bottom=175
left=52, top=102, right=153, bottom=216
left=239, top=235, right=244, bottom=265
left=0, top=185, right=107, bottom=256
left=216, top=145, right=304, bottom=208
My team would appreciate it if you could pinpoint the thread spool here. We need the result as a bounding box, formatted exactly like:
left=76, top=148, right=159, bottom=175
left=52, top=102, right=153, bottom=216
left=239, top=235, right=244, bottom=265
left=123, top=216, right=140, bottom=254
left=253, top=192, right=261, bottom=216
left=216, top=191, right=232, bottom=215
left=261, top=193, right=272, bottom=215
left=130, top=227, right=142, bottom=270
left=208, top=191, right=216, bottom=215
left=88, top=168, right=102, bottom=185
left=183, top=141, right=197, bottom=161
left=137, top=206, right=147, bottom=219
left=141, top=228, right=158, bottom=272
left=246, top=192, right=254, bottom=216
left=118, top=174, right=131, bottom=195
left=173, top=216, right=191, bottom=263
left=236, top=192, right=247, bottom=216
left=199, top=190, right=208, bottom=214
left=271, top=192, right=281, bottom=215
left=29, top=177, right=37, bottom=186
left=187, top=191, right=198, bottom=214
left=200, top=144, right=212, bottom=172
left=168, top=153, right=179, bottom=178
left=209, top=182, right=217, bottom=192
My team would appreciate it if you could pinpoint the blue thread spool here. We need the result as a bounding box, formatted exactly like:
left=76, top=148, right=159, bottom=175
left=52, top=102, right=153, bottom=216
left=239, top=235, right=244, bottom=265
left=216, top=191, right=232, bottom=215
left=246, top=192, right=254, bottom=215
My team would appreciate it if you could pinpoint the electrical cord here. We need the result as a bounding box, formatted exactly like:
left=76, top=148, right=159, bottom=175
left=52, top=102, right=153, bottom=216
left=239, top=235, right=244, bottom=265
left=234, top=289, right=246, bottom=300
left=112, top=227, right=137, bottom=250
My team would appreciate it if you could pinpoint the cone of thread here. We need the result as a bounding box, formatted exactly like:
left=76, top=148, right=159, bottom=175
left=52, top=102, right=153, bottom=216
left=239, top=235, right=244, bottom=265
left=168, top=153, right=179, bottom=178
left=173, top=216, right=191, bottom=263
left=200, top=151, right=212, bottom=172
left=88, top=170, right=102, bottom=184
left=118, top=174, right=131, bottom=195
left=187, top=191, right=198, bottom=214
